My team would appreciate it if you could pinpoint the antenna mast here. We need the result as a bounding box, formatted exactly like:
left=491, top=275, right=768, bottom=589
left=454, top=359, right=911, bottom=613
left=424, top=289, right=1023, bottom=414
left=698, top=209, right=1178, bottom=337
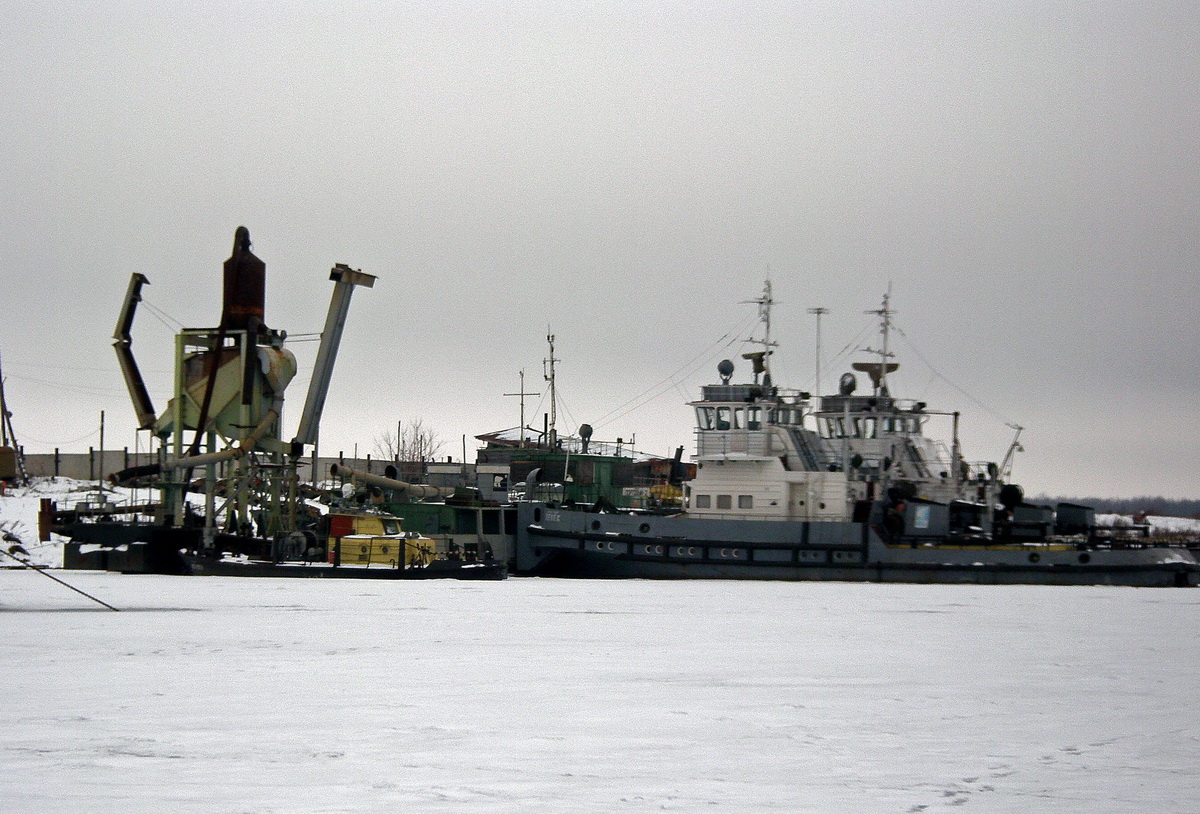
left=807, top=306, right=829, bottom=396
left=862, top=284, right=896, bottom=396
left=543, top=331, right=559, bottom=447
left=742, top=280, right=779, bottom=385
left=503, top=369, right=540, bottom=448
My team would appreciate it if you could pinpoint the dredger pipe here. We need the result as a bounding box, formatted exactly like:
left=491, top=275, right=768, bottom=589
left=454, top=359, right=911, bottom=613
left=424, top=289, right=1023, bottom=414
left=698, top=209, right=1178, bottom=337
left=108, top=399, right=283, bottom=485
left=169, top=398, right=282, bottom=469
left=329, top=463, right=453, bottom=499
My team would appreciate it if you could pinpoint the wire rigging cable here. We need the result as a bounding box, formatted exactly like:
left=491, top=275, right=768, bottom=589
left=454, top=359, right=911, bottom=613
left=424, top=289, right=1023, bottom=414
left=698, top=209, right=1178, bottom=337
left=892, top=323, right=1017, bottom=427
left=591, top=311, right=759, bottom=430
left=139, top=298, right=184, bottom=332
left=17, top=426, right=101, bottom=446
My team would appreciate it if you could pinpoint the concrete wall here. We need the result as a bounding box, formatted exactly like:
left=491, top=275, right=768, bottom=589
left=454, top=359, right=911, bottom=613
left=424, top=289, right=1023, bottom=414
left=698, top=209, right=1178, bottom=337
left=19, top=449, right=466, bottom=485
left=22, top=449, right=157, bottom=480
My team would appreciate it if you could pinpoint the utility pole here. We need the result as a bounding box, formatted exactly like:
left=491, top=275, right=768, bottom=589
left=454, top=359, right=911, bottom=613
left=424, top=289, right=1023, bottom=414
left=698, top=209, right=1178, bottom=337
left=503, top=369, right=540, bottom=448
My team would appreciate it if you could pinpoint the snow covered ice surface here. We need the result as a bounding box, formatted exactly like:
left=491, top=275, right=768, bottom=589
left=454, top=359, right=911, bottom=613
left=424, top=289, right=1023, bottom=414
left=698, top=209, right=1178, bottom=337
left=0, top=574, right=1197, bottom=814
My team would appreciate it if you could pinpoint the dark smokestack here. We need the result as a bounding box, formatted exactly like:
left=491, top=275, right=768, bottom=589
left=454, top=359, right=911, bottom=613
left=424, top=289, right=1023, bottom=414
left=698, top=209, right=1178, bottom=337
left=220, top=226, right=267, bottom=331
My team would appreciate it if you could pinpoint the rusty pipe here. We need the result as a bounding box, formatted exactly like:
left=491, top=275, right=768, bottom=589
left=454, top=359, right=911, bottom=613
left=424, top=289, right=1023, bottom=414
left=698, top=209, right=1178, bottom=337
left=329, top=463, right=453, bottom=499
left=110, top=398, right=283, bottom=484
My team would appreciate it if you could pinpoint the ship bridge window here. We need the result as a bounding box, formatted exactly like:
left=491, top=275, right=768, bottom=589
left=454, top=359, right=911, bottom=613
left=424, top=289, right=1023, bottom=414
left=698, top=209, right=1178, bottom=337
left=696, top=407, right=715, bottom=430
left=853, top=417, right=877, bottom=439
left=821, top=417, right=847, bottom=438
left=382, top=519, right=400, bottom=535
left=747, top=406, right=762, bottom=430
left=883, top=416, right=921, bottom=434
left=716, top=406, right=732, bottom=430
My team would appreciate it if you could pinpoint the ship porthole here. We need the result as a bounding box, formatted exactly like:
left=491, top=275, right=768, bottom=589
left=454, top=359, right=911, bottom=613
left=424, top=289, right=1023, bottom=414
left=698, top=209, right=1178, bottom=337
left=360, top=546, right=368, bottom=554
left=639, top=523, right=650, bottom=533
left=1029, top=553, right=1041, bottom=563
left=1079, top=553, right=1091, bottom=564
left=687, top=547, right=696, bottom=556
left=591, top=520, right=601, bottom=531
left=381, top=545, right=389, bottom=554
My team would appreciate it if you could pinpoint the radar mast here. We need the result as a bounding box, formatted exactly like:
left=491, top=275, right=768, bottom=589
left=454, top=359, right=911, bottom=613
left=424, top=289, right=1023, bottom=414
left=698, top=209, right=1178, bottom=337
left=741, top=279, right=778, bottom=386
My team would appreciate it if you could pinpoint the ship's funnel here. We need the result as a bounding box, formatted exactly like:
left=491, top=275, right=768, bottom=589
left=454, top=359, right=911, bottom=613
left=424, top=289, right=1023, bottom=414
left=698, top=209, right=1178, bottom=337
left=220, top=226, right=267, bottom=331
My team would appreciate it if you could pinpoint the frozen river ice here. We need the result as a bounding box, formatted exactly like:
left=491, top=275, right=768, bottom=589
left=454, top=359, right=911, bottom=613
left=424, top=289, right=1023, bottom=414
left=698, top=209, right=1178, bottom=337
left=1, top=571, right=1197, bottom=813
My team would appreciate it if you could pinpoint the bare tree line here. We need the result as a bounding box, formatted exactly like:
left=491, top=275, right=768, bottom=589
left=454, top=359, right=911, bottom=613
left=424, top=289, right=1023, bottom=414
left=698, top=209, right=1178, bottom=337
left=373, top=418, right=446, bottom=463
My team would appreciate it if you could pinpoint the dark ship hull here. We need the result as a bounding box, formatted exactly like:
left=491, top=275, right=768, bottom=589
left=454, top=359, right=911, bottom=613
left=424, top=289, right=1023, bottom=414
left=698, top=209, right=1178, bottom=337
left=517, top=504, right=1199, bottom=587
left=183, top=555, right=505, bottom=580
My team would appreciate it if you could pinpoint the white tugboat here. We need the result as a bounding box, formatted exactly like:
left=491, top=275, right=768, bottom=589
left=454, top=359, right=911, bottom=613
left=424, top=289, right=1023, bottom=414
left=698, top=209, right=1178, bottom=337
left=516, top=285, right=1199, bottom=586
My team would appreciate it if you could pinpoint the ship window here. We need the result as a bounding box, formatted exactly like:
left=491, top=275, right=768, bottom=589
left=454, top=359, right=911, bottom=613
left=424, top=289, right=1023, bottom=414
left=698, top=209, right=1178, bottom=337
left=716, top=494, right=732, bottom=510
left=382, top=519, right=400, bottom=535
left=695, top=494, right=711, bottom=508
left=732, top=408, right=744, bottom=429
left=747, top=407, right=762, bottom=430
left=482, top=511, right=500, bottom=535
left=853, top=417, right=877, bottom=439
left=696, top=407, right=715, bottom=430
left=738, top=494, right=753, bottom=509
left=716, top=407, right=732, bottom=430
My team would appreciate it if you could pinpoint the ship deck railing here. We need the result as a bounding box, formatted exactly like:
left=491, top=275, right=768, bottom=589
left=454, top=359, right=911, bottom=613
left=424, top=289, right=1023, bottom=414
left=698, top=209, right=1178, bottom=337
left=888, top=535, right=1198, bottom=552
left=694, top=431, right=778, bottom=458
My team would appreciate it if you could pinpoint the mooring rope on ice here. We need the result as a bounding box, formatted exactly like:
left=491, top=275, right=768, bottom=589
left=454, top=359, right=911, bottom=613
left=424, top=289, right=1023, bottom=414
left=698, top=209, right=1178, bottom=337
left=0, top=547, right=120, bottom=612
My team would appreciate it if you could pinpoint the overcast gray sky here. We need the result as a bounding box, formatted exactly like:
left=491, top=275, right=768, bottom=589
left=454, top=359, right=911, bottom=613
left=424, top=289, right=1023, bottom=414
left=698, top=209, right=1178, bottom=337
left=3, top=1, right=1198, bottom=499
